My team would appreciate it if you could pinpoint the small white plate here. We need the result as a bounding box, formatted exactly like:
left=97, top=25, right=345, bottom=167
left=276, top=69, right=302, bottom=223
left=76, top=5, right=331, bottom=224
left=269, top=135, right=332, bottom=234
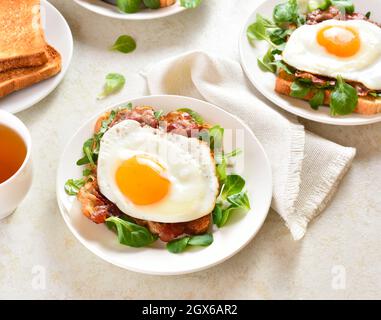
left=0, top=0, right=73, bottom=114
left=73, top=0, right=187, bottom=20
left=56, top=95, right=272, bottom=275
left=239, top=0, right=381, bottom=126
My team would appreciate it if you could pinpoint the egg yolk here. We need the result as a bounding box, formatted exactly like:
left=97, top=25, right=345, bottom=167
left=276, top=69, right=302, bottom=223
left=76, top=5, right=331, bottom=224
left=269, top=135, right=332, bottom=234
left=115, top=155, right=170, bottom=205
left=317, top=26, right=360, bottom=57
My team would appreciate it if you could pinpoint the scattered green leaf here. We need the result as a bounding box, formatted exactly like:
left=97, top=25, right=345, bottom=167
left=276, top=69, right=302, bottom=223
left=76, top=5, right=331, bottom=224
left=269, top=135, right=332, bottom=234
left=98, top=73, right=126, bottom=100
left=110, top=35, right=136, bottom=54
left=180, top=0, right=202, bottom=9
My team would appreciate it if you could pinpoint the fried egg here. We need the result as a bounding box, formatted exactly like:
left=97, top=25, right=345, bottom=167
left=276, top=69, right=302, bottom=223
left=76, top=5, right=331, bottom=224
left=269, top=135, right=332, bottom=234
left=97, top=120, right=219, bottom=223
left=282, top=19, right=381, bottom=90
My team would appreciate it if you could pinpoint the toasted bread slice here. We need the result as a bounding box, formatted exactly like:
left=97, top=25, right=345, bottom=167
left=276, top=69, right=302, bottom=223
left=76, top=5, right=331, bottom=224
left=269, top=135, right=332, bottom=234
left=0, top=45, right=62, bottom=98
left=0, top=0, right=48, bottom=72
left=275, top=71, right=381, bottom=115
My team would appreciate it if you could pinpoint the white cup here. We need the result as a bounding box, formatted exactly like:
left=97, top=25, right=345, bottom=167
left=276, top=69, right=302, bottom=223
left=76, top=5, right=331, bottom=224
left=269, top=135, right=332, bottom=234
left=0, top=110, right=33, bottom=219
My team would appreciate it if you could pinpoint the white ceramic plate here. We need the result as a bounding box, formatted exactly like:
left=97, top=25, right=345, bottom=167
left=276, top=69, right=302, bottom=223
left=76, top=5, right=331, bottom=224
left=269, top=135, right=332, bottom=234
left=56, top=95, right=272, bottom=275
left=0, top=0, right=73, bottom=114
left=240, top=0, right=381, bottom=126
left=73, top=0, right=187, bottom=20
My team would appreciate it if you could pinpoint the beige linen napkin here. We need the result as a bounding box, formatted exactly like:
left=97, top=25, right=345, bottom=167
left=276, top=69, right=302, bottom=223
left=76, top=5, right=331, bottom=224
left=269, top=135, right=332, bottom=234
left=143, top=51, right=356, bottom=240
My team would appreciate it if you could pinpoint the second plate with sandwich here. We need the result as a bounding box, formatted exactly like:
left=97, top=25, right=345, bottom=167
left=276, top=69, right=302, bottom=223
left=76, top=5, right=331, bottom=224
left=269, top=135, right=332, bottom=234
left=74, top=0, right=187, bottom=20
left=0, top=0, right=73, bottom=114
left=240, top=0, right=381, bottom=126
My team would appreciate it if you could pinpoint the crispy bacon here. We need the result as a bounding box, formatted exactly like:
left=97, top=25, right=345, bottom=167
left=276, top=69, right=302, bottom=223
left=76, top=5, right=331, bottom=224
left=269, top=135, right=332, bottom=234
left=351, top=82, right=371, bottom=97
left=163, top=111, right=207, bottom=137
left=77, top=179, right=122, bottom=224
left=111, top=106, right=159, bottom=128
left=135, top=215, right=211, bottom=242
left=295, top=71, right=335, bottom=87
left=307, top=5, right=381, bottom=27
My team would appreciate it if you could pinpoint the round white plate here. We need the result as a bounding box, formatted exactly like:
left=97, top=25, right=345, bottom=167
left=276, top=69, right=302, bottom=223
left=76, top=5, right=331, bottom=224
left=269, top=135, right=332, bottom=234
left=73, top=0, right=187, bottom=20
left=0, top=0, right=73, bottom=114
left=56, top=95, right=272, bottom=275
left=239, top=0, right=381, bottom=126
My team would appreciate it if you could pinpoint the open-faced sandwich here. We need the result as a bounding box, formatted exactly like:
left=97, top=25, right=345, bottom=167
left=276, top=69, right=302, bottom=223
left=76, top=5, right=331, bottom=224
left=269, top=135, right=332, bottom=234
left=247, top=0, right=381, bottom=116
left=65, top=104, right=250, bottom=253
left=112, top=0, right=201, bottom=14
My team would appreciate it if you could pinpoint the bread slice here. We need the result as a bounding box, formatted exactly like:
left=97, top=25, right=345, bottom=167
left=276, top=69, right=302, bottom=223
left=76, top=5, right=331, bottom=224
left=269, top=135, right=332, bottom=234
left=275, top=71, right=381, bottom=115
left=0, top=45, right=62, bottom=98
left=0, top=0, right=48, bottom=72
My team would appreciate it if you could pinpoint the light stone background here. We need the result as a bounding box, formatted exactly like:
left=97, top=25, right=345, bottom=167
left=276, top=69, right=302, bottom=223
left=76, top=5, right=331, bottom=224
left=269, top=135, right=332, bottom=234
left=0, top=0, right=380, bottom=299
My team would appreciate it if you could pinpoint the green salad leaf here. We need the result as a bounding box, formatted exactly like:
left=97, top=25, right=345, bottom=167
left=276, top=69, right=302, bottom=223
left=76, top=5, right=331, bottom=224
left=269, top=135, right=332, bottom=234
left=308, top=0, right=332, bottom=12
left=111, top=35, right=137, bottom=54
left=247, top=14, right=281, bottom=48
left=166, top=234, right=213, bottom=253
left=331, top=0, right=355, bottom=14
left=225, top=148, right=242, bottom=158
left=117, top=0, right=141, bottom=13
left=273, top=0, right=302, bottom=28
left=106, top=216, right=158, bottom=248
left=82, top=168, right=92, bottom=177
left=273, top=60, right=295, bottom=75
left=98, top=73, right=126, bottom=100
left=258, top=48, right=276, bottom=73
left=221, top=175, right=245, bottom=200
left=177, top=108, right=204, bottom=125
left=167, top=237, right=190, bottom=253
left=180, top=0, right=202, bottom=9
left=309, top=89, right=325, bottom=110
left=290, top=81, right=310, bottom=99
left=227, top=191, right=251, bottom=210
left=153, top=109, right=164, bottom=120
left=330, top=75, right=358, bottom=116
left=213, top=175, right=250, bottom=228
left=64, top=178, right=85, bottom=196
left=268, top=27, right=293, bottom=46
left=369, top=92, right=381, bottom=98
left=76, top=110, right=119, bottom=166
left=143, top=0, right=160, bottom=9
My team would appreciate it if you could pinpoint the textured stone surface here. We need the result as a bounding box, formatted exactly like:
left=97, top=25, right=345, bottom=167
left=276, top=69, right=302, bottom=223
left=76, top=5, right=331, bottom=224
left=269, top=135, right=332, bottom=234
left=0, top=0, right=380, bottom=299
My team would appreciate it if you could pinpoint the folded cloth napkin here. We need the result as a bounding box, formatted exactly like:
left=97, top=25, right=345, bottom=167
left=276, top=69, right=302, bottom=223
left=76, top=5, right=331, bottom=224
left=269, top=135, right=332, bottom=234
left=142, top=51, right=356, bottom=240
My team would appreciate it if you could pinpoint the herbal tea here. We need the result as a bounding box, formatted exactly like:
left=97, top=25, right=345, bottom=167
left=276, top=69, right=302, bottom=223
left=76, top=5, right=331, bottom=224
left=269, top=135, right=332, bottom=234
left=0, top=124, right=27, bottom=184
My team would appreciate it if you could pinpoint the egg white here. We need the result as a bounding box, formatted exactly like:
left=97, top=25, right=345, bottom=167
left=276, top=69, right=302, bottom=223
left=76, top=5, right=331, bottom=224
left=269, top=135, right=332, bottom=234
left=97, top=120, right=219, bottom=223
left=282, top=19, right=381, bottom=90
